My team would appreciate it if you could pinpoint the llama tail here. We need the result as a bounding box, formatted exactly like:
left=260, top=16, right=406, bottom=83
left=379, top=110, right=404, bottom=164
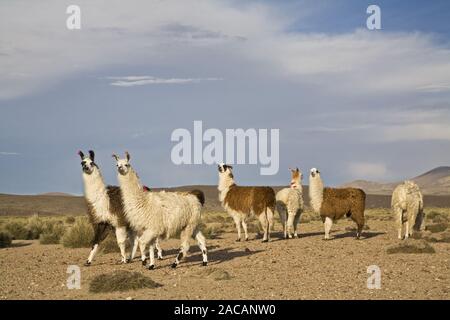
left=188, top=189, right=205, bottom=206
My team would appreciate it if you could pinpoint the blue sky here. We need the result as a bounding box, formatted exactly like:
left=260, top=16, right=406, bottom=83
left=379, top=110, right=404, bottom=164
left=1, top=0, right=450, bottom=194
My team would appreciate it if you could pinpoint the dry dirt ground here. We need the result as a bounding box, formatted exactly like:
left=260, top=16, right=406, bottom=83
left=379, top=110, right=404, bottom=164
left=1, top=218, right=449, bottom=300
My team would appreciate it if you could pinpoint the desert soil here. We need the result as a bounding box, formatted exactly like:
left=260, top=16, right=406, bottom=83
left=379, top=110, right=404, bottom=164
left=1, top=219, right=449, bottom=300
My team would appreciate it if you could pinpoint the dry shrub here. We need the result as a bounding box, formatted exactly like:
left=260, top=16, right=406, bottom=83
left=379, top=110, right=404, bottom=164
left=65, top=216, right=76, bottom=224
left=196, top=267, right=232, bottom=281
left=62, top=217, right=93, bottom=248
left=39, top=221, right=66, bottom=245
left=426, top=223, right=448, bottom=233
left=26, top=214, right=46, bottom=239
left=0, top=231, right=12, bottom=248
left=3, top=221, right=30, bottom=240
left=423, top=231, right=450, bottom=243
left=89, top=271, right=161, bottom=293
left=386, top=239, right=435, bottom=254
left=199, top=222, right=225, bottom=239
left=100, top=233, right=121, bottom=253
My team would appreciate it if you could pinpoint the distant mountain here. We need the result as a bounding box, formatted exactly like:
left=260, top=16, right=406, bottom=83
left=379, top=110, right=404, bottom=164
left=39, top=192, right=75, bottom=197
left=341, top=166, right=450, bottom=195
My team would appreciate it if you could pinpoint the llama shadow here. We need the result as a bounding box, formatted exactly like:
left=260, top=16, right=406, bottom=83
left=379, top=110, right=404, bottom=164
left=332, top=231, right=385, bottom=240
left=184, top=246, right=263, bottom=265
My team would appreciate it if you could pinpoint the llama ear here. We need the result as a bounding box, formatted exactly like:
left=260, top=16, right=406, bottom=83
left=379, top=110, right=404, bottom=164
left=296, top=167, right=299, bottom=172
left=88, top=150, right=95, bottom=161
left=112, top=154, right=119, bottom=161
left=125, top=151, right=130, bottom=162
left=78, top=150, right=85, bottom=159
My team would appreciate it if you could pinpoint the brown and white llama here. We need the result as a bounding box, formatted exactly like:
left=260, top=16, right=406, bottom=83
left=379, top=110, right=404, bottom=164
left=391, top=180, right=425, bottom=239
left=276, top=168, right=304, bottom=239
left=114, top=152, right=207, bottom=270
left=309, top=168, right=366, bottom=240
left=78, top=150, right=138, bottom=265
left=217, top=164, right=276, bottom=242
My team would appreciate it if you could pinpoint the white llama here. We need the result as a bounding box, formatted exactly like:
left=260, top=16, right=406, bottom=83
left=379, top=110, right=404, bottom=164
left=391, top=180, right=425, bottom=239
left=78, top=150, right=139, bottom=265
left=113, top=152, right=208, bottom=269
left=276, top=168, right=304, bottom=239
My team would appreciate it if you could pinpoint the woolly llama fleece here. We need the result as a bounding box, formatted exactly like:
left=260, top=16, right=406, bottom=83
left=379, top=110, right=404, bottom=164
left=391, top=180, right=425, bottom=240
left=276, top=168, right=304, bottom=239
left=309, top=168, right=366, bottom=240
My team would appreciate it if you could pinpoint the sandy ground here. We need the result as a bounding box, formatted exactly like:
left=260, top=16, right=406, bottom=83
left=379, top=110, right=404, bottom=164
left=1, top=219, right=449, bottom=300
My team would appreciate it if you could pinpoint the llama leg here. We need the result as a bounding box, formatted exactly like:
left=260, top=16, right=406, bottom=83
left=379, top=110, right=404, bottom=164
left=85, top=222, right=110, bottom=266
left=172, top=229, right=191, bottom=268
left=148, top=241, right=156, bottom=270
left=155, top=238, right=163, bottom=260
left=293, top=210, right=301, bottom=238
left=232, top=214, right=242, bottom=241
left=404, top=220, right=410, bottom=240
left=279, top=208, right=287, bottom=239
left=115, top=227, right=129, bottom=263
left=241, top=220, right=249, bottom=241
left=259, top=211, right=269, bottom=242
left=287, top=211, right=295, bottom=239
left=395, top=207, right=404, bottom=239
left=130, top=234, right=139, bottom=260
left=351, top=214, right=364, bottom=239
left=324, top=217, right=333, bottom=240
left=194, top=230, right=208, bottom=266
left=267, top=208, right=274, bottom=242
left=139, top=238, right=148, bottom=265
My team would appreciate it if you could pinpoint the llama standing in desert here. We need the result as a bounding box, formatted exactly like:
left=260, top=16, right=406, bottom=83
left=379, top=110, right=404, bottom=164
left=217, top=164, right=276, bottom=242
left=391, top=180, right=425, bottom=240
left=276, top=168, right=304, bottom=239
left=309, top=168, right=366, bottom=240
left=78, top=150, right=138, bottom=265
left=114, top=152, right=207, bottom=270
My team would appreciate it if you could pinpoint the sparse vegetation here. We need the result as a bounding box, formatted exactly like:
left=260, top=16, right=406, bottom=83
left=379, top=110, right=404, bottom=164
left=100, top=233, right=120, bottom=253
left=0, top=231, right=12, bottom=248
left=62, top=217, right=93, bottom=248
left=26, top=214, right=46, bottom=239
left=426, top=223, right=448, bottom=233
left=3, top=221, right=30, bottom=240
left=39, top=221, right=66, bottom=245
left=386, top=240, right=435, bottom=254
left=89, top=271, right=162, bottom=293
left=65, top=216, right=76, bottom=224
left=196, top=267, right=232, bottom=281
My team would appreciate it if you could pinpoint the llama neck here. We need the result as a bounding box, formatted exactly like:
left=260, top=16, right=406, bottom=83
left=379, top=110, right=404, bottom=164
left=218, top=173, right=236, bottom=202
left=82, top=168, right=108, bottom=204
left=118, top=168, right=146, bottom=210
left=290, top=179, right=301, bottom=190
left=309, top=175, right=324, bottom=213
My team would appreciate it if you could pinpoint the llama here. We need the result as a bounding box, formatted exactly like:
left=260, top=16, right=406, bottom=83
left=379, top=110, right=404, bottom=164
left=78, top=150, right=137, bottom=265
left=391, top=180, right=425, bottom=240
left=217, top=163, right=276, bottom=242
left=309, top=168, right=366, bottom=240
left=276, top=168, right=304, bottom=239
left=114, top=152, right=207, bottom=269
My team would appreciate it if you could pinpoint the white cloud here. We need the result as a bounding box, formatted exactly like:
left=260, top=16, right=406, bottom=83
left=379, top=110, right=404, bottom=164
left=416, top=83, right=450, bottom=93
left=347, top=162, right=388, bottom=180
left=0, top=152, right=20, bottom=156
left=1, top=1, right=450, bottom=99
left=106, top=76, right=222, bottom=87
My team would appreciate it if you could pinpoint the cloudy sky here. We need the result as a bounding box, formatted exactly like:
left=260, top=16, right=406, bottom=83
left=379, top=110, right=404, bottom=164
left=1, top=0, right=449, bottom=194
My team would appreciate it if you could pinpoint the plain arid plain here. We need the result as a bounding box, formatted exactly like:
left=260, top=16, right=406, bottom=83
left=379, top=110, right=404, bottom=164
left=0, top=167, right=449, bottom=300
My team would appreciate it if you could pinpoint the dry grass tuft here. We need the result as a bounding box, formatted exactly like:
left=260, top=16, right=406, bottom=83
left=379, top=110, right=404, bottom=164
left=196, top=267, right=232, bottom=281
left=0, top=231, right=12, bottom=248
left=89, top=271, right=162, bottom=293
left=386, top=239, right=435, bottom=254
left=425, top=223, right=448, bottom=233
left=62, top=217, right=93, bottom=248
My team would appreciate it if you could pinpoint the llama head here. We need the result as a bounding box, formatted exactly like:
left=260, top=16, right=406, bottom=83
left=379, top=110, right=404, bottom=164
left=78, top=150, right=97, bottom=175
left=218, top=163, right=233, bottom=174
left=113, top=151, right=131, bottom=176
left=310, top=167, right=321, bottom=179
left=289, top=167, right=302, bottom=188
